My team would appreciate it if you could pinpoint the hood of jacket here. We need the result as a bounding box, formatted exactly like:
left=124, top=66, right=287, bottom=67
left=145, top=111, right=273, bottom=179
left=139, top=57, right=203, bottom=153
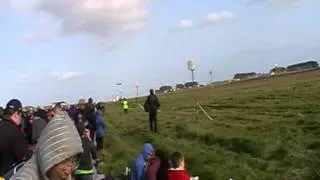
left=142, top=143, right=154, bottom=161
left=11, top=111, right=83, bottom=180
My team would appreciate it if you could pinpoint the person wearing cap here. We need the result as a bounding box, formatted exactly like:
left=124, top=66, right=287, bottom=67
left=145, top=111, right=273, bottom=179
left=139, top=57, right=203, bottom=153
left=10, top=108, right=83, bottom=180
left=0, top=99, right=31, bottom=177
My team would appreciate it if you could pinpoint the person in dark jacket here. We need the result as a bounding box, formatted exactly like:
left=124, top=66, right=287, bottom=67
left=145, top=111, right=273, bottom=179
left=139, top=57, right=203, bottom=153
left=31, top=110, right=48, bottom=144
left=144, top=89, right=160, bottom=133
left=0, top=99, right=31, bottom=176
left=68, top=104, right=78, bottom=121
left=95, top=109, right=106, bottom=152
left=85, top=98, right=96, bottom=140
left=76, top=128, right=98, bottom=180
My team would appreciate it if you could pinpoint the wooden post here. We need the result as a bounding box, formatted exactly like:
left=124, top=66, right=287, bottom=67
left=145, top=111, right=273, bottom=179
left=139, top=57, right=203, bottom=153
left=197, top=102, right=213, bottom=120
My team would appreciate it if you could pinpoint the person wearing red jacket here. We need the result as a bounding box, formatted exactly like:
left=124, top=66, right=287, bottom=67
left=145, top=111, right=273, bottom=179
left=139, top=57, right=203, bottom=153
left=168, top=152, right=190, bottom=180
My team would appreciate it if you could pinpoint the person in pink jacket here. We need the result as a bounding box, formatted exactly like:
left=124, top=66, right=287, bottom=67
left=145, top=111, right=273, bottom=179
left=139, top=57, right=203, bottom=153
left=147, top=149, right=169, bottom=180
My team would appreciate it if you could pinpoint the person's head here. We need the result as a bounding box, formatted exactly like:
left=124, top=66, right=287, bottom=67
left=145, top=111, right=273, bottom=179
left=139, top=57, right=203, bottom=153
left=4, top=99, right=23, bottom=125
left=38, top=112, right=83, bottom=180
left=79, top=128, right=91, bottom=139
left=149, top=89, right=154, bottom=95
left=171, top=152, right=185, bottom=169
left=154, top=149, right=166, bottom=160
left=88, top=98, right=93, bottom=104
left=79, top=104, right=85, bottom=110
left=46, top=154, right=80, bottom=180
left=142, top=142, right=154, bottom=161
left=96, top=103, right=104, bottom=111
left=54, top=103, right=63, bottom=114
left=37, top=109, right=49, bottom=121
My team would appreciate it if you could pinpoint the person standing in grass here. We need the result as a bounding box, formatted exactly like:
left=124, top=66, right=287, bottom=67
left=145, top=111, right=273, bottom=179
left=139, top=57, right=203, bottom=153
left=144, top=89, right=160, bottom=133
left=122, top=98, right=129, bottom=114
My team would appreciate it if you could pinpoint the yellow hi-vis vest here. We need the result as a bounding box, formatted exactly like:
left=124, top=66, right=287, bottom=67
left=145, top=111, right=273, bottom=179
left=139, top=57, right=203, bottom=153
left=75, top=169, right=94, bottom=175
left=123, top=101, right=129, bottom=109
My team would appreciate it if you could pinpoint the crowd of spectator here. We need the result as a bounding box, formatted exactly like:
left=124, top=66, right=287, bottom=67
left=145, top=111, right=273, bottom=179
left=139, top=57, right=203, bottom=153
left=0, top=95, right=198, bottom=180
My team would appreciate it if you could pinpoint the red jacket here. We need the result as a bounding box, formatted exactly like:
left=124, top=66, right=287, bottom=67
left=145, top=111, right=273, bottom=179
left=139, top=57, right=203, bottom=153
left=168, top=169, right=190, bottom=180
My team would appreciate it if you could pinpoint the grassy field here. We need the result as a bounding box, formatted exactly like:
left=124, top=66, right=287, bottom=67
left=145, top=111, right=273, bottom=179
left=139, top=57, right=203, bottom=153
left=100, top=69, right=320, bottom=180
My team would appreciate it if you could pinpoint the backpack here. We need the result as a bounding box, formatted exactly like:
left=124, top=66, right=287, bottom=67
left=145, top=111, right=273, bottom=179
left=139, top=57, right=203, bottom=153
left=143, top=98, right=149, bottom=112
left=4, top=161, right=26, bottom=179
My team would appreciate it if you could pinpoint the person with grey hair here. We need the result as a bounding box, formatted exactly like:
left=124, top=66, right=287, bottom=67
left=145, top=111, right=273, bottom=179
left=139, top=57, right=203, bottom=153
left=9, top=109, right=83, bottom=180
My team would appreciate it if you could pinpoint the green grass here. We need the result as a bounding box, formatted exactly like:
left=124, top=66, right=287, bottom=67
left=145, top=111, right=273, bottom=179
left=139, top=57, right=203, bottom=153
left=100, top=69, right=320, bottom=180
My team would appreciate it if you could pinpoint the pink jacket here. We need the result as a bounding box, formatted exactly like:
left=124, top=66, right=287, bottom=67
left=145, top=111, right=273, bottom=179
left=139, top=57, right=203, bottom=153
left=147, top=157, right=161, bottom=180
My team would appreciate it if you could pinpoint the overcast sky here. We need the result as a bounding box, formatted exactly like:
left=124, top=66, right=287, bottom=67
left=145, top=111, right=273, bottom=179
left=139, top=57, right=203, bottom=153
left=0, top=0, right=319, bottom=106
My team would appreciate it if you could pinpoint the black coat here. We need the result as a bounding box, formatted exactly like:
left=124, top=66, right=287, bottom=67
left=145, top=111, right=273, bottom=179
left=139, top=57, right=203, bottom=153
left=144, top=95, right=160, bottom=112
left=0, top=119, right=30, bottom=176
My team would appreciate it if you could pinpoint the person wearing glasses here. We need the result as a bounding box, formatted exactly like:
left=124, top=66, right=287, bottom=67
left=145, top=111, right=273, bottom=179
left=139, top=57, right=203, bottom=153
left=0, top=99, right=31, bottom=177
left=10, top=108, right=83, bottom=180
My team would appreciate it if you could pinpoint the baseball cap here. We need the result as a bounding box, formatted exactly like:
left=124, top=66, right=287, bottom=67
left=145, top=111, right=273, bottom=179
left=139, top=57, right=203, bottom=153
left=5, top=99, right=22, bottom=112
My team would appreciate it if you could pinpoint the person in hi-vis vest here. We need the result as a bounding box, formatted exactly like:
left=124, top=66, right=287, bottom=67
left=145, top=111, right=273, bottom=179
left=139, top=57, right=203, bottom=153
left=122, top=98, right=129, bottom=114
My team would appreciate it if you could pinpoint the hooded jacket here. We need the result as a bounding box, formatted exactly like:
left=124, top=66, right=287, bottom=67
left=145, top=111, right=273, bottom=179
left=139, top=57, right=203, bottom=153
left=10, top=111, right=83, bottom=180
left=131, top=143, right=154, bottom=180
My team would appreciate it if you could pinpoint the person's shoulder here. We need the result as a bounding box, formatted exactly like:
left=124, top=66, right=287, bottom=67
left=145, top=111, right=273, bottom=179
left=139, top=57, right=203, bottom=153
left=0, top=120, right=18, bottom=131
left=10, top=156, right=39, bottom=179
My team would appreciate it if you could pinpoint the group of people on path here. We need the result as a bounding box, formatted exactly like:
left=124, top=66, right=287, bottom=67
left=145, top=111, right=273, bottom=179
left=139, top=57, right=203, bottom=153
left=0, top=90, right=198, bottom=180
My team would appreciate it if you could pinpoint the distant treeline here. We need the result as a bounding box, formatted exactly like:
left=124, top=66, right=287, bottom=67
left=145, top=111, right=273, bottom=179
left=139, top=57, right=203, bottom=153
left=233, top=60, right=319, bottom=80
